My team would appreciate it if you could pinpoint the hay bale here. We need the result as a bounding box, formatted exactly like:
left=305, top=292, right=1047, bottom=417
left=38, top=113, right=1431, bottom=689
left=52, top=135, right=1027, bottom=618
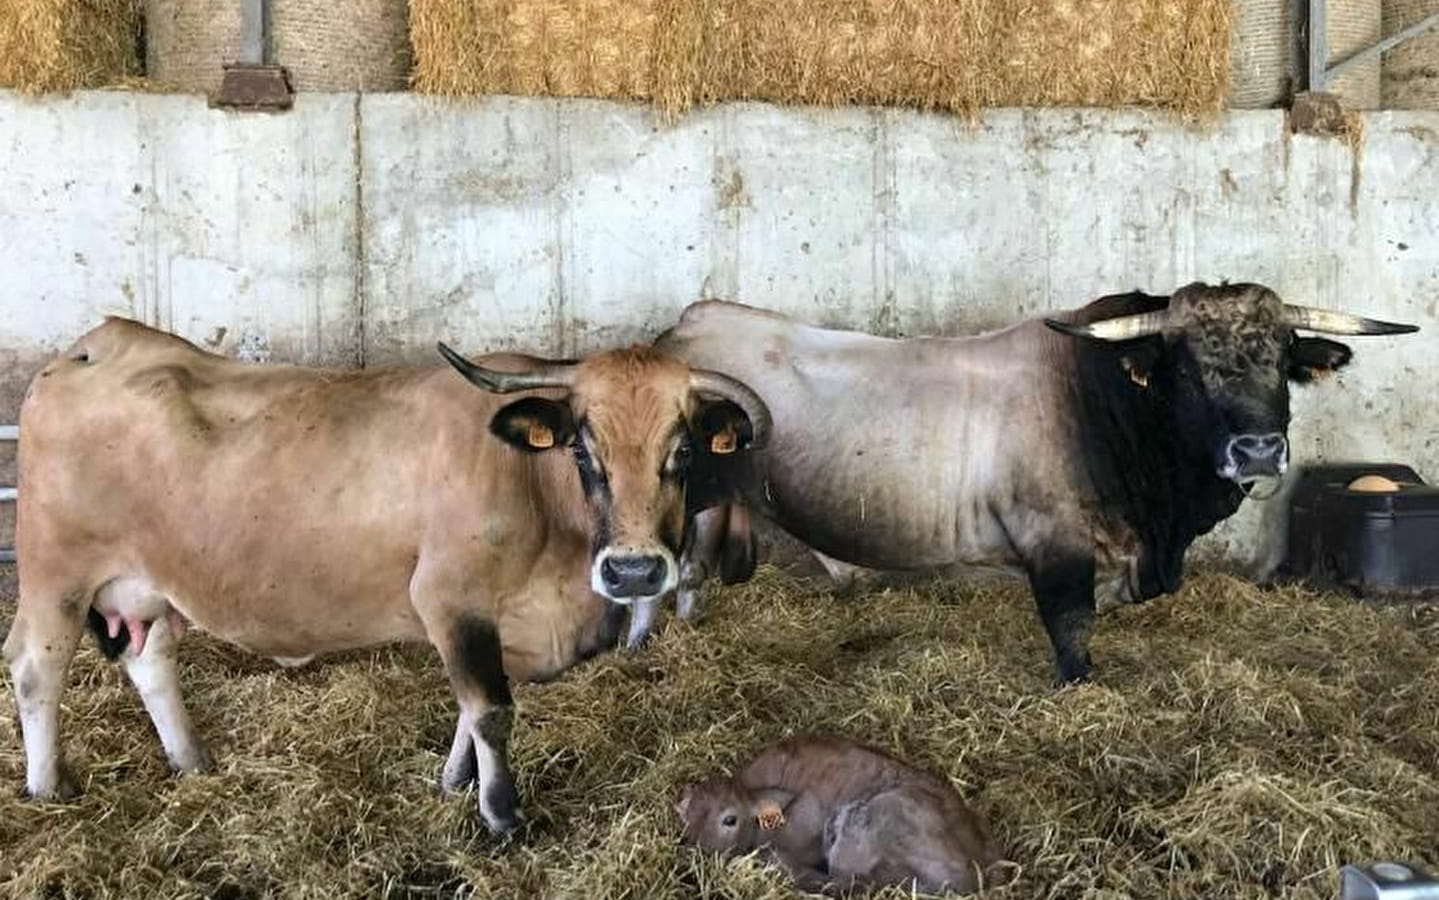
left=1382, top=0, right=1439, bottom=109
left=271, top=0, right=412, bottom=92
left=412, top=0, right=1233, bottom=117
left=1228, top=0, right=1294, bottom=108
left=144, top=0, right=239, bottom=95
left=0, top=0, right=141, bottom=93
left=145, top=0, right=411, bottom=94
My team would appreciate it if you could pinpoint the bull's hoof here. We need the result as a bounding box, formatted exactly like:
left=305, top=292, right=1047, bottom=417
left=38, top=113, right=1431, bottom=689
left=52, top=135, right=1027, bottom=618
left=1053, top=653, right=1093, bottom=687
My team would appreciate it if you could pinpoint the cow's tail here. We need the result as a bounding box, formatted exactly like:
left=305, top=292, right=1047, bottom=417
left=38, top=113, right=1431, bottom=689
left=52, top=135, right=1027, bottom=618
left=716, top=504, right=757, bottom=585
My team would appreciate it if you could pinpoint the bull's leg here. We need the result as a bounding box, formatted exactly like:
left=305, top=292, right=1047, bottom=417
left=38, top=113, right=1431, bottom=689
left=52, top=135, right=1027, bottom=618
left=1025, top=553, right=1097, bottom=685
left=812, top=552, right=876, bottom=597
left=429, top=612, right=522, bottom=834
left=120, top=615, right=212, bottom=774
left=3, top=588, right=88, bottom=799
left=676, top=506, right=728, bottom=621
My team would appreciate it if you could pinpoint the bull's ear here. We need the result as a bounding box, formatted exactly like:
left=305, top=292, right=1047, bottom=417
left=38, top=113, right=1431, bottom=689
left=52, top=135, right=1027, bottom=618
left=490, top=397, right=575, bottom=452
left=1288, top=337, right=1353, bottom=383
left=695, top=400, right=754, bottom=455
left=1118, top=341, right=1163, bottom=390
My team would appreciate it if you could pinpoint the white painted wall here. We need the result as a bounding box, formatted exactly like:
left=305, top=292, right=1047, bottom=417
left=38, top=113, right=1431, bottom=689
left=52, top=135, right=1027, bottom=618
left=2, top=91, right=1436, bottom=569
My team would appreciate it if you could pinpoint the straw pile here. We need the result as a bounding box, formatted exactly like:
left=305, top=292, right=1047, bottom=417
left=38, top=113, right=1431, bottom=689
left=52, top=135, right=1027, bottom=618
left=411, top=0, right=1233, bottom=117
left=1, top=563, right=1436, bottom=898
left=0, top=0, right=141, bottom=93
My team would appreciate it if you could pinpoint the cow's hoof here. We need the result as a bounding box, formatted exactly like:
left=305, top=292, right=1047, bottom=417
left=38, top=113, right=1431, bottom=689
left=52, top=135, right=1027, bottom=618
left=30, top=764, right=80, bottom=802
left=170, top=746, right=215, bottom=775
left=481, top=806, right=526, bottom=837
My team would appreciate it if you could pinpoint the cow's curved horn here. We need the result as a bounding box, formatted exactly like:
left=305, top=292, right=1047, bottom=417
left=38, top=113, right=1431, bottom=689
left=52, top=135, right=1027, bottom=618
left=1044, top=310, right=1169, bottom=342
left=1282, top=304, right=1419, bottom=336
left=689, top=369, right=773, bottom=450
left=436, top=342, right=578, bottom=393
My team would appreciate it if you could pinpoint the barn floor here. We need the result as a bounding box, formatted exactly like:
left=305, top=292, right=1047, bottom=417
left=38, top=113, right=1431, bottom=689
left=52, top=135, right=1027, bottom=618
left=0, top=564, right=1436, bottom=899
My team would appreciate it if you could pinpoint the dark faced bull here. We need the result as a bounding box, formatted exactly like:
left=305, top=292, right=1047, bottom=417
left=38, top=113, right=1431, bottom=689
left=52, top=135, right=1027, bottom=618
left=654, top=283, right=1417, bottom=683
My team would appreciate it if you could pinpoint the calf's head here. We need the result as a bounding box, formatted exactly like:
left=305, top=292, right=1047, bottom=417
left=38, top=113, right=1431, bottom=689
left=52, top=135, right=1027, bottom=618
left=676, top=778, right=794, bottom=853
left=439, top=343, right=770, bottom=603
left=1048, top=282, right=1417, bottom=490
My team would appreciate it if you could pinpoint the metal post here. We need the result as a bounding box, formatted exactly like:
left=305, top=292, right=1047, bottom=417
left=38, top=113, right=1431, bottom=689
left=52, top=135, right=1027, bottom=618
left=1, top=424, right=15, bottom=564
left=1308, top=0, right=1329, bottom=92
left=1328, top=12, right=1439, bottom=78
left=238, top=0, right=266, bottom=65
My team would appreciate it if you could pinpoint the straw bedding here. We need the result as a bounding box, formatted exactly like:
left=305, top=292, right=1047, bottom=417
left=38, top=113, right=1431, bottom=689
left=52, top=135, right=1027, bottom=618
left=1, top=563, right=1436, bottom=898
left=410, top=0, right=1233, bottom=117
left=0, top=0, right=141, bottom=93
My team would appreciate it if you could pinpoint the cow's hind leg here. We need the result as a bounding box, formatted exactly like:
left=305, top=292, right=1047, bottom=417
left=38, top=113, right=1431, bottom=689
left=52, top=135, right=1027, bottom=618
left=1025, top=552, right=1097, bottom=685
left=3, top=586, right=88, bottom=799
left=121, top=614, right=212, bottom=774
left=428, top=612, right=522, bottom=834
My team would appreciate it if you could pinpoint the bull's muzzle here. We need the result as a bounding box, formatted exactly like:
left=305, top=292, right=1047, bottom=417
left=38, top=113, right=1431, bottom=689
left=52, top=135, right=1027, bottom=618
left=1220, top=432, right=1288, bottom=481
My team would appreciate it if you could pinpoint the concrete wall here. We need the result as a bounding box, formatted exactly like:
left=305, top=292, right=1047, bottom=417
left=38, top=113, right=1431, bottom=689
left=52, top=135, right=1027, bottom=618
left=2, top=91, right=1437, bottom=568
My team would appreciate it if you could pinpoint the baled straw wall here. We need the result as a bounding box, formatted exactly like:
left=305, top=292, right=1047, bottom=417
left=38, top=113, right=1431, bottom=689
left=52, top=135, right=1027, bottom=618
left=411, top=0, right=1233, bottom=117
left=0, top=0, right=141, bottom=93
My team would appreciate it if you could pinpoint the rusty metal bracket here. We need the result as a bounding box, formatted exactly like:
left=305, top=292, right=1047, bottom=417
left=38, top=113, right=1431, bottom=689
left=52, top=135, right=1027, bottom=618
left=211, top=0, right=293, bottom=111
left=213, top=63, right=294, bottom=111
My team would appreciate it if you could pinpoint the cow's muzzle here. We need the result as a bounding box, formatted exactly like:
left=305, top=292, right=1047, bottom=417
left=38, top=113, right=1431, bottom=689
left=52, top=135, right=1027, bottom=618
left=591, top=547, right=678, bottom=603
left=1219, top=432, right=1288, bottom=482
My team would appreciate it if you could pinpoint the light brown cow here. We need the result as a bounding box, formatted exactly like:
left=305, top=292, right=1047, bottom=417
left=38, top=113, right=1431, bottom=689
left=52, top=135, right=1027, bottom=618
left=3, top=317, right=769, bottom=833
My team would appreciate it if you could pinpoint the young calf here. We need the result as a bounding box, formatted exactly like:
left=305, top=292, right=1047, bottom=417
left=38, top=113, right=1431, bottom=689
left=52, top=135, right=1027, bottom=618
left=677, top=735, right=1006, bottom=895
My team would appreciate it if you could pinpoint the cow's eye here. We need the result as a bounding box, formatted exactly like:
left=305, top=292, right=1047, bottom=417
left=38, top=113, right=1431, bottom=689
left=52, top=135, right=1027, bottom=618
left=665, top=442, right=693, bottom=476
left=720, top=813, right=738, bottom=828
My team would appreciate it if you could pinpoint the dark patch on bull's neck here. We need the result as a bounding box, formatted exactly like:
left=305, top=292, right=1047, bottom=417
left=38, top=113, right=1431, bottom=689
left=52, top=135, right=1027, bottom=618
left=1066, top=292, right=1244, bottom=597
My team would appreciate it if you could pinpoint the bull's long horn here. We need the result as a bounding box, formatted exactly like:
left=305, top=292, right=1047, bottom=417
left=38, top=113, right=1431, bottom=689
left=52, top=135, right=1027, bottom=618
left=689, top=369, right=773, bottom=450
left=1282, top=304, right=1419, bottom=336
left=436, top=342, right=578, bottom=393
left=1044, top=310, right=1169, bottom=342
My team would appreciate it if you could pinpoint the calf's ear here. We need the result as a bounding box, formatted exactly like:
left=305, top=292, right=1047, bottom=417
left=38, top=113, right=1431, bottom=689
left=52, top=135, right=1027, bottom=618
left=1288, top=337, right=1353, bottom=383
left=694, top=400, right=755, bottom=455
left=751, top=787, right=796, bottom=827
left=490, top=397, right=576, bottom=452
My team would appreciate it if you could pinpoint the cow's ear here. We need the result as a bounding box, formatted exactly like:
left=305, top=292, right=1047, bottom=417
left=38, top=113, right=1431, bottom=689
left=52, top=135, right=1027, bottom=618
left=1289, top=337, right=1353, bottom=383
left=694, top=400, right=754, bottom=455
left=490, top=397, right=575, bottom=452
left=1118, top=341, right=1163, bottom=390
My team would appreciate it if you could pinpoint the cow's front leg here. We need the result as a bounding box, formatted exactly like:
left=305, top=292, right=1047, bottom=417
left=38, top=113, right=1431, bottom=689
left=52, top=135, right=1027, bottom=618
left=431, top=613, right=523, bottom=834
left=439, top=709, right=477, bottom=792
left=1025, top=552, right=1097, bottom=685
